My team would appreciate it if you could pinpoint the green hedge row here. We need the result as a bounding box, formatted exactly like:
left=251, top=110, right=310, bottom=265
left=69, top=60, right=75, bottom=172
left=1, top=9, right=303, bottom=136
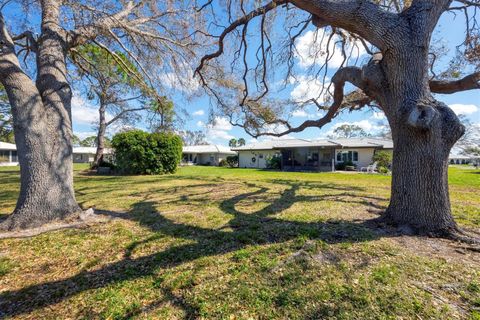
left=111, top=130, right=182, bottom=175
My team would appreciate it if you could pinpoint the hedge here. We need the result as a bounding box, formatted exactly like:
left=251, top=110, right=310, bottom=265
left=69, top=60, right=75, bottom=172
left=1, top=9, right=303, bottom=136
left=111, top=130, right=182, bottom=174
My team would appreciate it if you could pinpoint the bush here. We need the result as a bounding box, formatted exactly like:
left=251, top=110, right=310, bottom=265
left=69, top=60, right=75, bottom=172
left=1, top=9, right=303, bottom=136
left=335, top=160, right=354, bottom=171
left=219, top=159, right=229, bottom=167
left=111, top=130, right=182, bottom=175
left=378, top=166, right=389, bottom=174
left=373, top=151, right=392, bottom=169
left=226, top=155, right=239, bottom=168
left=266, top=154, right=281, bottom=169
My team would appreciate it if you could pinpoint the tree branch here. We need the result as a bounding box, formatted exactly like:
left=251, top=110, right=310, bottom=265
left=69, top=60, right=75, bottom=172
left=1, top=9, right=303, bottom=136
left=195, top=0, right=287, bottom=76
left=290, top=0, right=401, bottom=49
left=244, top=66, right=365, bottom=137
left=105, top=106, right=149, bottom=127
left=429, top=72, right=480, bottom=94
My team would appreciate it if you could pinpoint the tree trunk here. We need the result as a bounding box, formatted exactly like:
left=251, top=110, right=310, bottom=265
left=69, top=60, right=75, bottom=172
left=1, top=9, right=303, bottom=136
left=376, top=42, right=465, bottom=236
left=0, top=0, right=80, bottom=230
left=384, top=118, right=459, bottom=234
left=380, top=76, right=465, bottom=235
left=93, top=104, right=107, bottom=167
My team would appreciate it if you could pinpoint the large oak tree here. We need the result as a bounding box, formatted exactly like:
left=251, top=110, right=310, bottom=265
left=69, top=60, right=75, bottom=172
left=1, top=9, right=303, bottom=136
left=196, top=0, right=480, bottom=239
left=0, top=0, right=200, bottom=230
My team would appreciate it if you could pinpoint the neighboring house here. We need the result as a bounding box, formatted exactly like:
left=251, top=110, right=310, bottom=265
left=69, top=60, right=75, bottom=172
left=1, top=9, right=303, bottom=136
left=0, top=141, right=18, bottom=166
left=0, top=142, right=114, bottom=165
left=72, top=147, right=113, bottom=163
left=182, top=145, right=237, bottom=166
left=449, top=154, right=479, bottom=165
left=232, top=138, right=394, bottom=171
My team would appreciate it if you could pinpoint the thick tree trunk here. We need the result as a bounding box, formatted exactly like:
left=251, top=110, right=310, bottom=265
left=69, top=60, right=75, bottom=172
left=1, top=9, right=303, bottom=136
left=0, top=0, right=80, bottom=230
left=376, top=42, right=465, bottom=235
left=93, top=105, right=107, bottom=167
left=384, top=114, right=461, bottom=234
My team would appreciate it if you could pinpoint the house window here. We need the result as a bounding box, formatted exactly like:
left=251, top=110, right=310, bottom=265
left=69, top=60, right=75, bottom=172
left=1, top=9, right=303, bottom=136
left=259, top=154, right=264, bottom=159
left=336, top=151, right=359, bottom=162
left=11, top=151, right=17, bottom=162
left=0, top=151, right=9, bottom=162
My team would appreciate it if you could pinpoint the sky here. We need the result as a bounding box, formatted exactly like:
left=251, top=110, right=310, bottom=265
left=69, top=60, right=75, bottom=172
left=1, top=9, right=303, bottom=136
left=3, top=2, right=477, bottom=147
left=157, top=10, right=478, bottom=147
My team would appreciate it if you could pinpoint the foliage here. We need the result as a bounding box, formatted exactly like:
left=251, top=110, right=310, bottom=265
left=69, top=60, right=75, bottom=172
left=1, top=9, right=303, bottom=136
left=111, top=130, right=182, bottom=175
left=226, top=155, right=239, bottom=168
left=0, top=85, right=13, bottom=143
left=329, top=124, right=370, bottom=139
left=180, top=130, right=208, bottom=146
left=229, top=138, right=237, bottom=148
left=335, top=160, right=355, bottom=171
left=80, top=136, right=98, bottom=147
left=373, top=151, right=393, bottom=169
left=229, top=138, right=246, bottom=148
left=378, top=166, right=389, bottom=174
left=219, top=159, right=228, bottom=167
left=462, top=146, right=480, bottom=157
left=150, top=97, right=177, bottom=132
left=78, top=136, right=112, bottom=148
left=266, top=154, right=281, bottom=169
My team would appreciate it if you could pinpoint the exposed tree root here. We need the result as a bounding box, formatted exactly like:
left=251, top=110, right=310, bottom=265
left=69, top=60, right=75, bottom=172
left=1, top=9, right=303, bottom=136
left=369, top=215, right=480, bottom=251
left=443, top=227, right=480, bottom=252
left=0, top=209, right=112, bottom=239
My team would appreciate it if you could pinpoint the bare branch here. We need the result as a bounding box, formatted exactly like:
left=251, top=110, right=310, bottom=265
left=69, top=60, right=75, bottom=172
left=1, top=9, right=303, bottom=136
left=429, top=71, right=480, bottom=93
left=244, top=66, right=366, bottom=137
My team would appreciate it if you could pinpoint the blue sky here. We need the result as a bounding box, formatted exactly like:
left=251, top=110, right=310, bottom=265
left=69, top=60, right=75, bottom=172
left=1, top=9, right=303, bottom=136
left=5, top=3, right=474, bottom=145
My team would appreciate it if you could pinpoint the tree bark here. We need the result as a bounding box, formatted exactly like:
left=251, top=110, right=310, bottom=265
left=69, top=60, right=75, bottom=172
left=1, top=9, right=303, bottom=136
left=0, top=0, right=80, bottom=230
left=94, top=104, right=107, bottom=167
left=384, top=104, right=464, bottom=234
left=378, top=45, right=465, bottom=235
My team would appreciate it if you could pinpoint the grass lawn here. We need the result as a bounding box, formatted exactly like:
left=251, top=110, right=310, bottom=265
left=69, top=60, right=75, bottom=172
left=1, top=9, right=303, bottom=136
left=0, top=165, right=479, bottom=319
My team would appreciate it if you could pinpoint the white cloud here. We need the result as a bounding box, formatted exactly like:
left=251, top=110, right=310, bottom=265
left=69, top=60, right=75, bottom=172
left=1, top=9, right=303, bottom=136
left=71, top=93, right=113, bottom=125
left=295, top=30, right=366, bottom=69
left=193, top=109, right=205, bottom=116
left=290, top=75, right=331, bottom=102
left=197, top=117, right=234, bottom=141
left=292, top=110, right=308, bottom=118
left=158, top=68, right=200, bottom=94
left=449, top=104, right=479, bottom=115
left=372, top=111, right=386, bottom=120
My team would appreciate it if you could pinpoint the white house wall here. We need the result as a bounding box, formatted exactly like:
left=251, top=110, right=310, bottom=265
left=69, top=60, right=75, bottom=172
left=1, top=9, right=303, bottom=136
left=238, top=150, right=278, bottom=168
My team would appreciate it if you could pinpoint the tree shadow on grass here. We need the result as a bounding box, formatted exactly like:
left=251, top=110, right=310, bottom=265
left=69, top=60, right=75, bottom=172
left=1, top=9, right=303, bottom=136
left=0, top=181, right=389, bottom=319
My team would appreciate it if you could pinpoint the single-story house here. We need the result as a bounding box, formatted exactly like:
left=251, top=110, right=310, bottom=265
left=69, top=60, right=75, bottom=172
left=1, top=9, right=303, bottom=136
left=0, top=142, right=113, bottom=165
left=72, top=147, right=113, bottom=163
left=232, top=138, right=394, bottom=171
left=182, top=145, right=237, bottom=166
left=0, top=141, right=18, bottom=166
left=449, top=154, right=480, bottom=165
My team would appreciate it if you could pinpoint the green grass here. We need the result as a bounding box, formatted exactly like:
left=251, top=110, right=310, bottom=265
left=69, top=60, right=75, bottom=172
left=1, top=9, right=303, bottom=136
left=0, top=164, right=479, bottom=319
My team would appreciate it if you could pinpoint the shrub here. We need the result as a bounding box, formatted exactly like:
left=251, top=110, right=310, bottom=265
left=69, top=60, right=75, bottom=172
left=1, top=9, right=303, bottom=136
left=373, top=151, right=392, bottom=169
left=98, top=160, right=115, bottom=169
left=226, top=155, right=239, bottom=168
left=111, top=130, right=182, bottom=174
left=266, top=154, right=281, bottom=169
left=378, top=166, right=389, bottom=174
left=335, top=160, right=354, bottom=171
left=219, top=159, right=229, bottom=167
